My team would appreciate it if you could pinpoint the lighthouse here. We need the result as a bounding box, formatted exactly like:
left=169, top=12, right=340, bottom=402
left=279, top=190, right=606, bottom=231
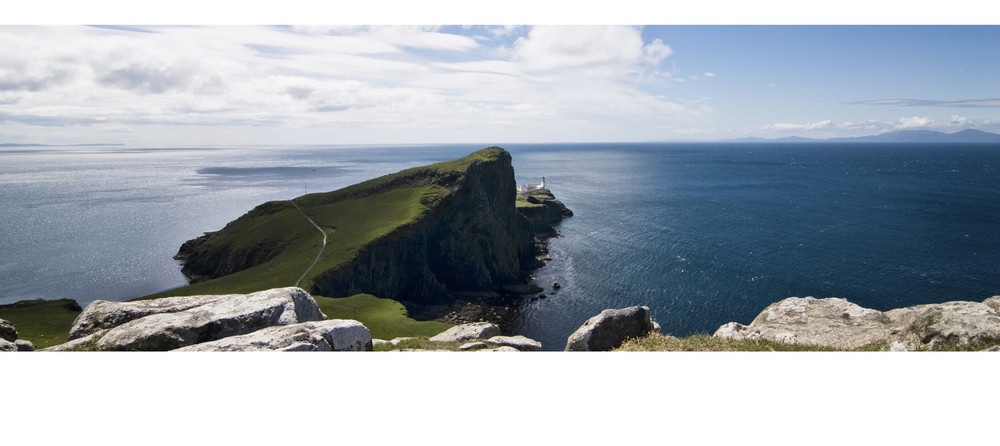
left=539, top=177, right=546, bottom=189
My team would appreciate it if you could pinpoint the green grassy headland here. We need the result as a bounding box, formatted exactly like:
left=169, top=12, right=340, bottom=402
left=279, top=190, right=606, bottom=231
left=143, top=147, right=508, bottom=300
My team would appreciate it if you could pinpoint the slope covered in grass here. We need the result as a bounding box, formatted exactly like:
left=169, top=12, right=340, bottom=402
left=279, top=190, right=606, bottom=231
left=147, top=147, right=515, bottom=301
left=0, top=299, right=82, bottom=349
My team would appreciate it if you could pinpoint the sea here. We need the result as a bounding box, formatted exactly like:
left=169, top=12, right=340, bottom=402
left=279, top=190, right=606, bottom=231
left=2, top=142, right=998, bottom=351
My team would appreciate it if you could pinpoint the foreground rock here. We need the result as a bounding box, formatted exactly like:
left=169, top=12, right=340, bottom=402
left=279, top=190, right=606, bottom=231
left=0, top=318, right=34, bottom=352
left=485, top=335, right=542, bottom=351
left=429, top=322, right=501, bottom=342
left=0, top=318, right=17, bottom=343
left=49, top=287, right=326, bottom=351
left=714, top=296, right=1000, bottom=351
left=565, top=306, right=659, bottom=351
left=174, top=320, right=372, bottom=351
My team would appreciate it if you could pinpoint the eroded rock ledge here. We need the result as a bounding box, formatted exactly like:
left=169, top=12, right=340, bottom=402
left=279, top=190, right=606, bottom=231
left=714, top=295, right=1000, bottom=351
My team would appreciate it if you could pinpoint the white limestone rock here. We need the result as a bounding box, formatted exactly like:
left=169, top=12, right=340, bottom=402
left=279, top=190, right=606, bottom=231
left=485, top=335, right=542, bottom=351
left=174, top=320, right=373, bottom=352
left=429, top=322, right=501, bottom=342
left=458, top=341, right=488, bottom=351
left=480, top=346, right=519, bottom=352
left=0, top=339, right=16, bottom=352
left=713, top=295, right=1000, bottom=350
left=52, top=287, right=327, bottom=351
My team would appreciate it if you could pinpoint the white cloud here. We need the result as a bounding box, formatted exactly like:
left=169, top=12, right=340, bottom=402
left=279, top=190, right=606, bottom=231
left=643, top=39, right=673, bottom=65
left=764, top=120, right=833, bottom=131
left=896, top=116, right=933, bottom=128
left=0, top=25, right=700, bottom=145
left=704, top=72, right=716, bottom=77
left=509, top=26, right=666, bottom=76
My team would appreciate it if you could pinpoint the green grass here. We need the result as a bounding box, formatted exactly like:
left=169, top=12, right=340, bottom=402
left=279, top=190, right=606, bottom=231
left=613, top=333, right=885, bottom=352
left=373, top=337, right=472, bottom=351
left=141, top=147, right=507, bottom=300
left=0, top=299, right=81, bottom=349
left=313, top=294, right=452, bottom=340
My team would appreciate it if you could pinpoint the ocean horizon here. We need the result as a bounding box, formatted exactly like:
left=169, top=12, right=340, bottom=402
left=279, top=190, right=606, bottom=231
left=2, top=142, right=998, bottom=350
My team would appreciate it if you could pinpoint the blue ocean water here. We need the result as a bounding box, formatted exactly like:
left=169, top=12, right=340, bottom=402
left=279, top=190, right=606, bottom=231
left=2, top=142, right=998, bottom=351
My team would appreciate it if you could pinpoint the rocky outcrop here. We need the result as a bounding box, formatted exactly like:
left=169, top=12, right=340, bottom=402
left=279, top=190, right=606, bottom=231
left=0, top=318, right=34, bottom=352
left=565, top=306, right=659, bottom=351
left=0, top=318, right=16, bottom=343
left=174, top=320, right=373, bottom=352
left=429, top=322, right=502, bottom=342
left=714, top=296, right=1000, bottom=351
left=310, top=148, right=540, bottom=303
left=517, top=188, right=574, bottom=236
left=485, top=335, right=542, bottom=351
left=52, top=287, right=327, bottom=351
left=173, top=148, right=571, bottom=307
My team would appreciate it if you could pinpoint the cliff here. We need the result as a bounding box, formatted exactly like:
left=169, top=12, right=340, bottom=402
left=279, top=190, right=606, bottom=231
left=167, top=147, right=571, bottom=306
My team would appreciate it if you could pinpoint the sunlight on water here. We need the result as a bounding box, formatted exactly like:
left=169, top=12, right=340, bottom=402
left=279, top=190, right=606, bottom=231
left=2, top=142, right=999, bottom=351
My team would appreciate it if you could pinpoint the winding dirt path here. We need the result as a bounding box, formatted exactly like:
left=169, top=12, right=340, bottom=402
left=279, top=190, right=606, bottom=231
left=290, top=200, right=327, bottom=288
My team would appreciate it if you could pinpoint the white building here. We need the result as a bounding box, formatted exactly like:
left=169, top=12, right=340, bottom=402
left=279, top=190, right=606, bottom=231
left=517, top=177, right=546, bottom=194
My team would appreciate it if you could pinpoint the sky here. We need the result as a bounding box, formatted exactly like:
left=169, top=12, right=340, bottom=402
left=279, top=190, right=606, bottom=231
left=3, top=11, right=1000, bottom=145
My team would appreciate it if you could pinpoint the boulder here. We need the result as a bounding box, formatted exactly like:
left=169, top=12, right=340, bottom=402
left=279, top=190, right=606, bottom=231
left=458, top=341, right=488, bottom=351
left=713, top=295, right=1000, bottom=351
left=52, top=287, right=326, bottom=351
left=0, top=318, right=17, bottom=342
left=0, top=339, right=16, bottom=352
left=713, top=297, right=892, bottom=349
left=882, top=298, right=1000, bottom=350
left=42, top=330, right=109, bottom=352
left=565, top=306, right=658, bottom=351
left=480, top=346, right=519, bottom=352
left=485, top=335, right=542, bottom=351
left=174, top=320, right=372, bottom=352
left=15, top=340, right=35, bottom=351
left=429, top=322, right=501, bottom=342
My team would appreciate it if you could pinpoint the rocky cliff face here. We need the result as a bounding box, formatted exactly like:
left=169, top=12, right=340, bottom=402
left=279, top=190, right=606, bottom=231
left=311, top=149, right=542, bottom=303
left=173, top=201, right=296, bottom=283
left=171, top=147, right=571, bottom=306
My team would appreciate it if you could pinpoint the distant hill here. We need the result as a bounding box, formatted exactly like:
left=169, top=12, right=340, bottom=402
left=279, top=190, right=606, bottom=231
left=830, top=129, right=1000, bottom=143
left=723, top=129, right=1000, bottom=144
left=0, top=143, right=124, bottom=148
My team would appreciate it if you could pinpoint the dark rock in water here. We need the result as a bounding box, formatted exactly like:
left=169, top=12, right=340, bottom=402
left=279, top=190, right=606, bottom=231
left=538, top=294, right=547, bottom=299
left=565, top=306, right=658, bottom=351
left=552, top=282, right=561, bottom=289
left=0, top=318, right=17, bottom=343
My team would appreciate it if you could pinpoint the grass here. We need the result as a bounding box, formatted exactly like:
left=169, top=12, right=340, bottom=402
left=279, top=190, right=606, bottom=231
left=0, top=299, right=81, bottom=349
left=614, top=333, right=885, bottom=352
left=140, top=147, right=507, bottom=300
left=313, top=294, right=452, bottom=340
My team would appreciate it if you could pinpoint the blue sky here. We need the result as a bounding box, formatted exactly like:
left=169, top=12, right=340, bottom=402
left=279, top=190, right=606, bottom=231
left=2, top=22, right=999, bottom=145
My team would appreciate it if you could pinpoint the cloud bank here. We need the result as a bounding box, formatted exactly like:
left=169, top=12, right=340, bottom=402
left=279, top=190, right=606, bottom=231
left=0, top=25, right=693, bottom=145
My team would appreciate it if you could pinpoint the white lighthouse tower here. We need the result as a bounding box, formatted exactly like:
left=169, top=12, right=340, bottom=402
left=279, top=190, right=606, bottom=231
left=538, top=177, right=546, bottom=189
